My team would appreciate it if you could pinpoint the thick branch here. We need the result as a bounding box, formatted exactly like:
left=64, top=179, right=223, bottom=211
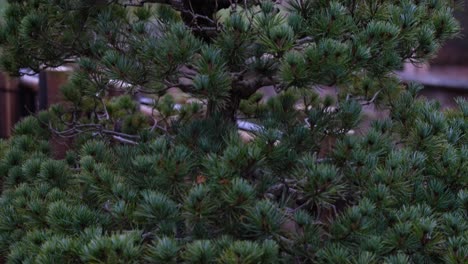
left=234, top=75, right=280, bottom=99
left=119, top=0, right=232, bottom=15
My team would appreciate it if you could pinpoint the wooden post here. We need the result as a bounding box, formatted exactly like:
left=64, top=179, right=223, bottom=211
left=38, top=67, right=74, bottom=159
left=0, top=73, right=20, bottom=138
left=38, top=67, right=73, bottom=110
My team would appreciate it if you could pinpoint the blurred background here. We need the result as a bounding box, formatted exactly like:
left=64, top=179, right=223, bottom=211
left=0, top=1, right=467, bottom=138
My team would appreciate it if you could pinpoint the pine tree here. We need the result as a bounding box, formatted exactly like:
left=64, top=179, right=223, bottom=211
left=0, top=0, right=466, bottom=263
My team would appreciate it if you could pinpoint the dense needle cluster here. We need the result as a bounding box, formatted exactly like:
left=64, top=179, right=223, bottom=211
left=0, top=0, right=466, bottom=263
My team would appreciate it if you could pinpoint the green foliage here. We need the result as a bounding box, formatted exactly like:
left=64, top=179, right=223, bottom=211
left=0, top=0, right=466, bottom=263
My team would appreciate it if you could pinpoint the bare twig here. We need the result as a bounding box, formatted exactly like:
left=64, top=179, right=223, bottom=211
left=112, top=135, right=138, bottom=144
left=360, top=89, right=381, bottom=106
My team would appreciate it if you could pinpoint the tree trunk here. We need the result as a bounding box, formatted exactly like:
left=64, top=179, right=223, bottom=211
left=207, top=92, right=241, bottom=122
left=225, top=93, right=242, bottom=122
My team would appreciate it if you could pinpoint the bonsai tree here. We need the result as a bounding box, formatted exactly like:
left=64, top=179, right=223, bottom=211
left=0, top=0, right=466, bottom=263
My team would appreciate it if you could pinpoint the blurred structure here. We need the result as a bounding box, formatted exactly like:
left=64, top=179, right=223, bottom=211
left=432, top=6, right=468, bottom=66
left=399, top=7, right=468, bottom=108
left=0, top=69, right=72, bottom=138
